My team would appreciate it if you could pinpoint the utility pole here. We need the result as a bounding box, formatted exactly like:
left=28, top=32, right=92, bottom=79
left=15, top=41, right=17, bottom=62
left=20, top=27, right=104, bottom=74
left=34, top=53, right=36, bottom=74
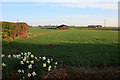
left=17, top=19, right=18, bottom=23
left=104, top=19, right=106, bottom=27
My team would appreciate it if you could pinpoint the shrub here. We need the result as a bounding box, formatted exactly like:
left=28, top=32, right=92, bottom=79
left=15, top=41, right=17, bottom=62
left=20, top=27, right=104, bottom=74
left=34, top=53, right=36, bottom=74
left=1, top=22, right=29, bottom=39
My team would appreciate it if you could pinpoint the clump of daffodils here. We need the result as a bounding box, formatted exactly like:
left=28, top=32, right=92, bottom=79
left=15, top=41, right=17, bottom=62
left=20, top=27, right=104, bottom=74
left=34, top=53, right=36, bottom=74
left=2, top=52, right=58, bottom=79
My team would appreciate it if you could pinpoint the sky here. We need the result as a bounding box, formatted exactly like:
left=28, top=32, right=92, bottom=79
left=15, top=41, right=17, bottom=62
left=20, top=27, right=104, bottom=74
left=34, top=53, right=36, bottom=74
left=0, top=0, right=119, bottom=26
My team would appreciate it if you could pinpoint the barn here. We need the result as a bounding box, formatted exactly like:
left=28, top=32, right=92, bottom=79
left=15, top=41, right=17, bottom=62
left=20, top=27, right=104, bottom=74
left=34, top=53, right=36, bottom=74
left=57, top=24, right=69, bottom=29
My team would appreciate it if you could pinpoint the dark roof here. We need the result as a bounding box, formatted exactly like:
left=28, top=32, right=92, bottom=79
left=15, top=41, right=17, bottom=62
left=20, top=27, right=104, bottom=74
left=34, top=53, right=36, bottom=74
left=57, top=24, right=69, bottom=28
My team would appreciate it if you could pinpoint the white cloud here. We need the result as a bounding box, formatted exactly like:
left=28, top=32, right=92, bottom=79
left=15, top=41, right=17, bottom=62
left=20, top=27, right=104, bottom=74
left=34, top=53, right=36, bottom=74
left=62, top=3, right=118, bottom=10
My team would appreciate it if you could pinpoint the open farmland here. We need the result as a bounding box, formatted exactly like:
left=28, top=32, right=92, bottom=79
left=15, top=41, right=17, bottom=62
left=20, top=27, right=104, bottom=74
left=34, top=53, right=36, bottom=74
left=2, top=27, right=119, bottom=66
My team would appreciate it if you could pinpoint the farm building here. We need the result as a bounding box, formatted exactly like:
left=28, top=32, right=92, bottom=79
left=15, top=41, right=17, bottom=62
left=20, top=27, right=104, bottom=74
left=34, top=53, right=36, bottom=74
left=88, top=25, right=102, bottom=28
left=57, top=24, right=69, bottom=29
left=2, top=22, right=29, bottom=39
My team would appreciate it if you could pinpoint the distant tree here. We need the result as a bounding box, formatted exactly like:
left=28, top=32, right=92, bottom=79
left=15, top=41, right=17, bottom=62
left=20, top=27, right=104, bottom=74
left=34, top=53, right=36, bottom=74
left=29, top=25, right=32, bottom=27
left=38, top=25, right=42, bottom=27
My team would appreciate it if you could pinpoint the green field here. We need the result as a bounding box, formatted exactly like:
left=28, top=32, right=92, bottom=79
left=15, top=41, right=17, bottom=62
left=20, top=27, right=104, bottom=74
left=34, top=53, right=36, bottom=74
left=2, top=27, right=119, bottom=66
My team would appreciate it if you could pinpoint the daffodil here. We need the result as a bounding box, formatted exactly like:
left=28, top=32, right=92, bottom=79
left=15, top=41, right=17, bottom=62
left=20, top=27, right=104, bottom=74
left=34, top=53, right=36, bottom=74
left=23, top=57, right=27, bottom=61
left=13, top=55, right=16, bottom=58
left=48, top=65, right=52, bottom=71
left=32, top=72, right=36, bottom=76
left=35, top=57, right=38, bottom=60
left=26, top=61, right=29, bottom=63
left=30, top=60, right=34, bottom=64
left=2, top=63, right=6, bottom=67
left=51, top=59, right=53, bottom=61
left=42, top=56, right=46, bottom=60
left=24, top=53, right=27, bottom=56
left=20, top=61, right=24, bottom=64
left=28, top=64, right=32, bottom=69
left=47, top=60, right=50, bottom=64
left=18, top=69, right=21, bottom=73
left=22, top=69, right=24, bottom=73
left=21, top=52, right=23, bottom=55
left=8, top=55, right=11, bottom=58
left=48, top=68, right=51, bottom=71
left=27, top=73, right=31, bottom=77
left=39, top=57, right=41, bottom=59
left=31, top=55, right=34, bottom=58
left=48, top=65, right=52, bottom=68
left=16, top=55, right=21, bottom=58
left=43, top=63, right=47, bottom=67
left=55, top=62, right=58, bottom=65
left=28, top=52, right=31, bottom=55
left=1, top=54, right=5, bottom=57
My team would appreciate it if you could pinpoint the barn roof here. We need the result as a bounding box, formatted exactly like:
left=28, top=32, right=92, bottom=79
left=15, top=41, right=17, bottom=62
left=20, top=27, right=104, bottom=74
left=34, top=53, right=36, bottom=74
left=57, top=24, right=69, bottom=28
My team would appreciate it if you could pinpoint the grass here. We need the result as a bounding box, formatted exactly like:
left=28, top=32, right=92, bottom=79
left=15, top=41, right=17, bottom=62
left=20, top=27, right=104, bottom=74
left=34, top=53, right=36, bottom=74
left=28, top=27, right=59, bottom=35
left=70, top=26, right=120, bottom=30
left=2, top=27, right=120, bottom=67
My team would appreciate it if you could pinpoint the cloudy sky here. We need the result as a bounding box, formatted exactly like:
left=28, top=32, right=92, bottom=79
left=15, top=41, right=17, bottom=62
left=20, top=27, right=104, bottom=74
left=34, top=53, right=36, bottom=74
left=1, top=0, right=119, bottom=26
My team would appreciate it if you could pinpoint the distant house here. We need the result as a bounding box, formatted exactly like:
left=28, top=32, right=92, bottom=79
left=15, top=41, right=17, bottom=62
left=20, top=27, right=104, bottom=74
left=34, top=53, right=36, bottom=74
left=57, top=24, right=69, bottom=29
left=88, top=25, right=102, bottom=28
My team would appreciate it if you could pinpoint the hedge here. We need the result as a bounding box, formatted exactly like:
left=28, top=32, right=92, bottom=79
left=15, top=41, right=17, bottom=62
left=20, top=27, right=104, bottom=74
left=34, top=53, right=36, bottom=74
left=1, top=22, right=29, bottom=39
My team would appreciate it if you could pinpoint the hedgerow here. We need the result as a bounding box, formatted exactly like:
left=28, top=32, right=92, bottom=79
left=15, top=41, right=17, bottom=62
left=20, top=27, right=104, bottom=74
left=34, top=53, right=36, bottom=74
left=1, top=22, right=29, bottom=39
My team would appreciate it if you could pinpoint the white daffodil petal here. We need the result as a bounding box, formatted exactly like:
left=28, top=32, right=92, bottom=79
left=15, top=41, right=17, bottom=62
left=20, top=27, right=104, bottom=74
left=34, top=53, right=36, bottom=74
left=42, top=57, right=46, bottom=60
left=1, top=54, right=5, bottom=57
left=20, top=61, right=24, bottom=64
left=8, top=55, right=11, bottom=58
left=43, top=63, right=46, bottom=67
left=48, top=68, right=51, bottom=71
left=32, top=72, right=36, bottom=76
left=28, top=64, right=32, bottom=69
left=31, top=55, right=34, bottom=58
left=18, top=69, right=21, bottom=73
left=47, top=60, right=50, bottom=64
left=22, top=70, right=24, bottom=73
left=55, top=62, right=58, bottom=65
left=31, top=60, right=34, bottom=64
left=27, top=73, right=31, bottom=77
